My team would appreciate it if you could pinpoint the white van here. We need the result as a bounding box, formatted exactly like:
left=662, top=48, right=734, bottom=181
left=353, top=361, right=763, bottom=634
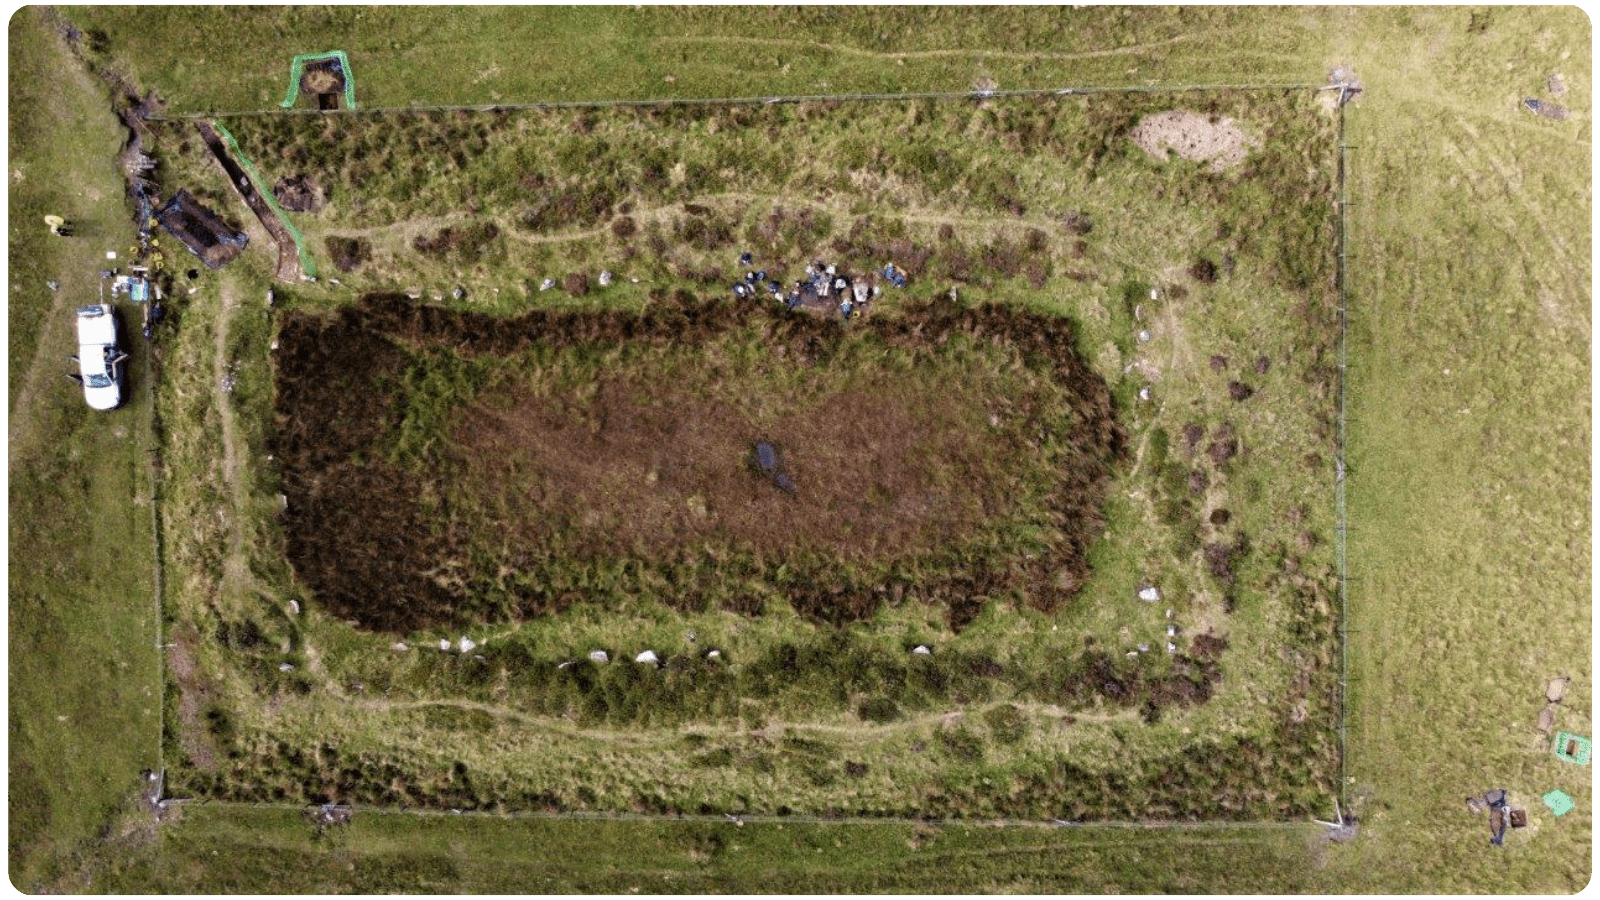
left=70, top=304, right=127, bottom=410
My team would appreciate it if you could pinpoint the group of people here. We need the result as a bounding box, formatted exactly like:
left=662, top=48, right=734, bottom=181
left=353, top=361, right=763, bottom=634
left=730, top=252, right=910, bottom=320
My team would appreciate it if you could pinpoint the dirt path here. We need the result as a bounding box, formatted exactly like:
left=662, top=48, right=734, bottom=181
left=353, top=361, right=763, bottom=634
left=333, top=692, right=1138, bottom=748
left=211, top=276, right=265, bottom=604
left=652, top=30, right=1221, bottom=66
left=8, top=277, right=82, bottom=453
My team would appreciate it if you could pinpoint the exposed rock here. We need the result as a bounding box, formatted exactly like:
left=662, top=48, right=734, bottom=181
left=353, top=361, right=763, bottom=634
left=589, top=650, right=609, bottom=663
left=1547, top=676, right=1570, bottom=703
left=635, top=650, right=659, bottom=664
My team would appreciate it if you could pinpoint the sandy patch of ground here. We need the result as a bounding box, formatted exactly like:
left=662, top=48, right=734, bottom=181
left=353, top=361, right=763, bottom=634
left=1129, top=110, right=1260, bottom=172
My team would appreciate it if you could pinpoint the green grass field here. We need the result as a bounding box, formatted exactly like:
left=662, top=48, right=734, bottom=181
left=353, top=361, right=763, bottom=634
left=10, top=5, right=1590, bottom=893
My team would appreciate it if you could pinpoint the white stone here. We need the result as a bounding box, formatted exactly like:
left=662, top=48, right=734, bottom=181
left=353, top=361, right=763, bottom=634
left=540, top=278, right=556, bottom=291
left=635, top=650, right=659, bottom=664
left=458, top=637, right=477, bottom=653
left=278, top=663, right=295, bottom=672
left=708, top=649, right=722, bottom=659
left=1138, top=386, right=1151, bottom=402
left=599, top=270, right=613, bottom=287
left=439, top=639, right=452, bottom=651
left=912, top=645, right=932, bottom=656
left=1167, top=642, right=1177, bottom=653
left=1137, top=330, right=1152, bottom=343
left=1138, top=643, right=1150, bottom=653
left=1137, top=586, right=1160, bottom=602
left=1167, top=625, right=1177, bottom=637
left=1149, top=287, right=1159, bottom=300
left=287, top=600, right=300, bottom=616
left=392, top=642, right=409, bottom=652
left=589, top=650, right=609, bottom=663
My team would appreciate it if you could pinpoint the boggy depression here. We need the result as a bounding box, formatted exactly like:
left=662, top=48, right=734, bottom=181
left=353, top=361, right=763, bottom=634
left=272, top=291, right=1124, bottom=634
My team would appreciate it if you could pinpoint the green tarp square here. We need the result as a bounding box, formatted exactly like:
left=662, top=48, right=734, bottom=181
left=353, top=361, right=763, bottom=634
left=1543, top=790, right=1575, bottom=817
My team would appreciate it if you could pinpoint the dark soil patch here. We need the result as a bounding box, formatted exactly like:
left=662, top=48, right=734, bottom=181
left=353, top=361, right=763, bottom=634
left=273, top=292, right=1122, bottom=634
left=1181, top=422, right=1204, bottom=452
left=1060, top=210, right=1093, bottom=235
left=1209, top=508, right=1231, bottom=526
left=1206, top=423, right=1239, bottom=465
left=1190, top=631, right=1228, bottom=660
left=273, top=174, right=325, bottom=213
left=324, top=235, right=371, bottom=272
left=1228, top=381, right=1255, bottom=401
left=1209, top=354, right=1229, bottom=371
left=413, top=221, right=500, bottom=259
left=1204, top=536, right=1247, bottom=584
left=1254, top=355, right=1271, bottom=375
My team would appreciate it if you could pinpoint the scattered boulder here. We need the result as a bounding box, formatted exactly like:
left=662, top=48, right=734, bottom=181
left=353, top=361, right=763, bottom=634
left=1546, top=676, right=1570, bottom=704
left=278, top=662, right=295, bottom=672
left=458, top=636, right=477, bottom=653
left=589, top=650, right=609, bottom=663
left=1137, top=586, right=1161, bottom=602
left=1537, top=705, right=1557, bottom=734
left=392, top=642, right=408, bottom=652
left=599, top=269, right=614, bottom=288
left=912, top=644, right=932, bottom=656
left=287, top=600, right=301, bottom=616
left=635, top=650, right=659, bottom=664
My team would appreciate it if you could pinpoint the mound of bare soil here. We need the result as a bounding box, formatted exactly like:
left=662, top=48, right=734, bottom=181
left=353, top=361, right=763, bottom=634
left=273, top=292, right=1123, bottom=634
left=1129, top=110, right=1259, bottom=172
left=273, top=174, right=325, bottom=213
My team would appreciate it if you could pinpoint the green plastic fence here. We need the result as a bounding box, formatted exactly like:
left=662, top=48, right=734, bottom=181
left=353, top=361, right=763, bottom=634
left=210, top=121, right=317, bottom=278
left=279, top=51, right=357, bottom=110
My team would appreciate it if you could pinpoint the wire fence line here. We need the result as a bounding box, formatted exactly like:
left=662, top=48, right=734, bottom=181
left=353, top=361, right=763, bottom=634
left=1333, top=97, right=1353, bottom=818
left=183, top=798, right=1317, bottom=833
left=144, top=80, right=1328, bottom=122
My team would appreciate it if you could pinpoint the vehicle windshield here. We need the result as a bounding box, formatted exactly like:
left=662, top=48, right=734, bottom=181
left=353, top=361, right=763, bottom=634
left=86, top=374, right=113, bottom=389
